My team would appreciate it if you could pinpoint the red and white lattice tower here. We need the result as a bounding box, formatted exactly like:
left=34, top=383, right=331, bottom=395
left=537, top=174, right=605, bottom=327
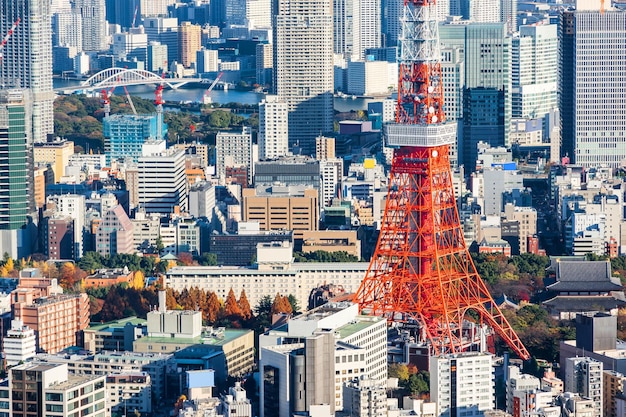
left=353, top=0, right=529, bottom=359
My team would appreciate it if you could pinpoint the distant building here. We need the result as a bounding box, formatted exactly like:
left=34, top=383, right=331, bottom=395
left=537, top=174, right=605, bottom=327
left=96, top=205, right=134, bottom=256
left=259, top=96, right=289, bottom=160
left=179, top=22, right=201, bottom=67
left=83, top=267, right=134, bottom=288
left=254, top=156, right=320, bottom=188
left=43, top=215, right=75, bottom=260
left=103, top=114, right=167, bottom=164
left=216, top=127, right=254, bottom=184
left=188, top=182, right=216, bottom=219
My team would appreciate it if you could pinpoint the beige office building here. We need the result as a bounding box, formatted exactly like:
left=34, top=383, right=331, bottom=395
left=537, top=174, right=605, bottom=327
left=243, top=185, right=318, bottom=240
left=34, top=140, right=74, bottom=183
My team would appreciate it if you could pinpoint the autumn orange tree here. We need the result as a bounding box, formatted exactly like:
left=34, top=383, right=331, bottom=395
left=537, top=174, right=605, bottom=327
left=222, top=288, right=244, bottom=325
left=238, top=289, right=252, bottom=320
left=271, top=293, right=293, bottom=315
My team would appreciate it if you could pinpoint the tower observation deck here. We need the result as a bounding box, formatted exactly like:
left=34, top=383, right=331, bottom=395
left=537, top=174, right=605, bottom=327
left=354, top=0, right=529, bottom=360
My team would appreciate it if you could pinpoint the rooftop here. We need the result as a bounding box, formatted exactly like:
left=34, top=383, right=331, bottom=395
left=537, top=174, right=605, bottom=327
left=47, top=374, right=104, bottom=391
left=86, top=317, right=146, bottom=333
left=135, top=328, right=252, bottom=347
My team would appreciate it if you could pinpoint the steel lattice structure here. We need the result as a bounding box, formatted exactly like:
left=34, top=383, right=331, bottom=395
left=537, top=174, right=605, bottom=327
left=354, top=0, right=529, bottom=359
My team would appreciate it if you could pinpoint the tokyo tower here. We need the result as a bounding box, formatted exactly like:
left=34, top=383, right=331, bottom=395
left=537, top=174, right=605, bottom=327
left=353, top=0, right=529, bottom=359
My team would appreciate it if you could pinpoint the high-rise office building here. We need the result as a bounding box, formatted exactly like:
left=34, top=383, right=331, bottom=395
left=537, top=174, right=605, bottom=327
left=140, top=0, right=172, bottom=17
left=273, top=0, right=334, bottom=155
left=334, top=0, right=382, bottom=60
left=74, top=0, right=106, bottom=52
left=560, top=0, right=626, bottom=167
left=138, top=140, right=188, bottom=214
left=0, top=0, right=55, bottom=144
left=256, top=43, right=273, bottom=86
left=144, top=17, right=179, bottom=65
left=178, top=21, right=201, bottom=68
left=430, top=352, right=495, bottom=417
left=0, top=90, right=34, bottom=259
left=440, top=22, right=511, bottom=171
left=259, top=96, right=289, bottom=160
left=247, top=0, right=272, bottom=29
left=512, top=24, right=559, bottom=162
left=382, top=0, right=402, bottom=46
left=51, top=11, right=83, bottom=50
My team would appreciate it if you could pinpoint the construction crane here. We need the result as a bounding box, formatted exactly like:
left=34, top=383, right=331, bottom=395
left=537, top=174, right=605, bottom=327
left=0, top=18, right=20, bottom=62
left=123, top=85, right=137, bottom=115
left=202, top=72, right=224, bottom=105
left=100, top=85, right=117, bottom=118
left=131, top=5, right=139, bottom=28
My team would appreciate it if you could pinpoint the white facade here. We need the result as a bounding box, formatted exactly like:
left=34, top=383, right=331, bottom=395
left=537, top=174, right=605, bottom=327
left=112, top=28, right=148, bottom=60
left=216, top=127, right=254, bottom=182
left=430, top=352, right=495, bottom=417
left=166, top=262, right=369, bottom=313
left=138, top=141, right=188, bottom=214
left=50, top=193, right=86, bottom=259
left=333, top=0, right=381, bottom=60
left=196, top=48, right=219, bottom=73
left=259, top=303, right=387, bottom=416
left=320, top=158, right=343, bottom=208
left=3, top=319, right=36, bottom=366
left=506, top=366, right=540, bottom=414
left=0, top=0, right=55, bottom=143
left=259, top=95, right=289, bottom=160
left=140, top=0, right=172, bottom=17
left=52, top=12, right=83, bottom=50
left=188, top=182, right=216, bottom=219
left=247, top=0, right=272, bottom=29
left=274, top=0, right=334, bottom=154
left=107, top=372, right=152, bottom=415
left=565, top=357, right=603, bottom=417
left=566, top=9, right=626, bottom=167
left=221, top=382, right=253, bottom=417
left=347, top=60, right=392, bottom=96
left=74, top=0, right=106, bottom=51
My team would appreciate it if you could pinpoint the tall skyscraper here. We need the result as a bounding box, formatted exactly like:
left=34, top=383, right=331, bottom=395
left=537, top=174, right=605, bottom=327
left=178, top=22, right=201, bottom=68
left=560, top=0, right=626, bottom=167
left=0, top=0, right=55, bottom=144
left=74, top=0, right=106, bottom=52
left=440, top=22, right=511, bottom=171
left=273, top=0, right=334, bottom=155
left=259, top=95, right=289, bottom=160
left=334, top=0, right=382, bottom=60
left=512, top=23, right=559, bottom=161
left=0, top=90, right=35, bottom=258
left=382, top=0, right=402, bottom=46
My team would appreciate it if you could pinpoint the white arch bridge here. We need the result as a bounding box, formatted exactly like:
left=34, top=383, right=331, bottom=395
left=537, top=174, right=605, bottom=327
left=54, top=68, right=211, bottom=93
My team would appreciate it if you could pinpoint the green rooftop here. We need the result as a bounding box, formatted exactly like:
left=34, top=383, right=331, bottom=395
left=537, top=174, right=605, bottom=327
left=134, top=328, right=252, bottom=347
left=87, top=317, right=147, bottom=332
left=336, top=318, right=381, bottom=339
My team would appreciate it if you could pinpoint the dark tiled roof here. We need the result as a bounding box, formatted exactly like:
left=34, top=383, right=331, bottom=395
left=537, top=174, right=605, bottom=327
left=542, top=295, right=626, bottom=311
left=547, top=261, right=623, bottom=292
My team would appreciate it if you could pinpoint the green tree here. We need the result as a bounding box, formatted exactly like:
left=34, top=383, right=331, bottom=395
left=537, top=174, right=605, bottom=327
left=388, top=363, right=409, bottom=383
left=286, top=294, right=300, bottom=314
left=406, top=373, right=429, bottom=395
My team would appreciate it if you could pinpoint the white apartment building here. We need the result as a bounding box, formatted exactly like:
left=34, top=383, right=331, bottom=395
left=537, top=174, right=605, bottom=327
left=107, top=372, right=152, bottom=416
left=503, top=204, right=537, bottom=253
left=196, top=48, right=219, bottom=73
left=0, top=0, right=55, bottom=143
left=112, top=27, right=148, bottom=61
left=506, top=366, right=540, bottom=414
left=259, top=95, right=289, bottom=160
left=138, top=140, right=188, bottom=214
left=320, top=158, right=343, bottom=208
left=273, top=0, right=334, bottom=154
left=52, top=11, right=83, bottom=50
left=259, top=303, right=387, bottom=416
left=430, top=352, right=495, bottom=417
left=216, top=127, right=254, bottom=183
left=565, top=357, right=603, bottom=417
left=333, top=0, right=381, bottom=61
left=3, top=319, right=36, bottom=366
left=342, top=377, right=388, bottom=416
left=347, top=60, right=393, bottom=96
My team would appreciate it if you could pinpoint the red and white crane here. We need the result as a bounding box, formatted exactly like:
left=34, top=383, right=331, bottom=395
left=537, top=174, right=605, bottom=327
left=155, top=65, right=167, bottom=140
left=0, top=18, right=20, bottom=62
left=202, top=72, right=224, bottom=105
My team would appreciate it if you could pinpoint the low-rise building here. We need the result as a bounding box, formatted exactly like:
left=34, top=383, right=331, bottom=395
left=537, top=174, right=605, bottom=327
left=82, top=316, right=147, bottom=353
left=107, top=372, right=152, bottom=415
left=83, top=267, right=134, bottom=288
